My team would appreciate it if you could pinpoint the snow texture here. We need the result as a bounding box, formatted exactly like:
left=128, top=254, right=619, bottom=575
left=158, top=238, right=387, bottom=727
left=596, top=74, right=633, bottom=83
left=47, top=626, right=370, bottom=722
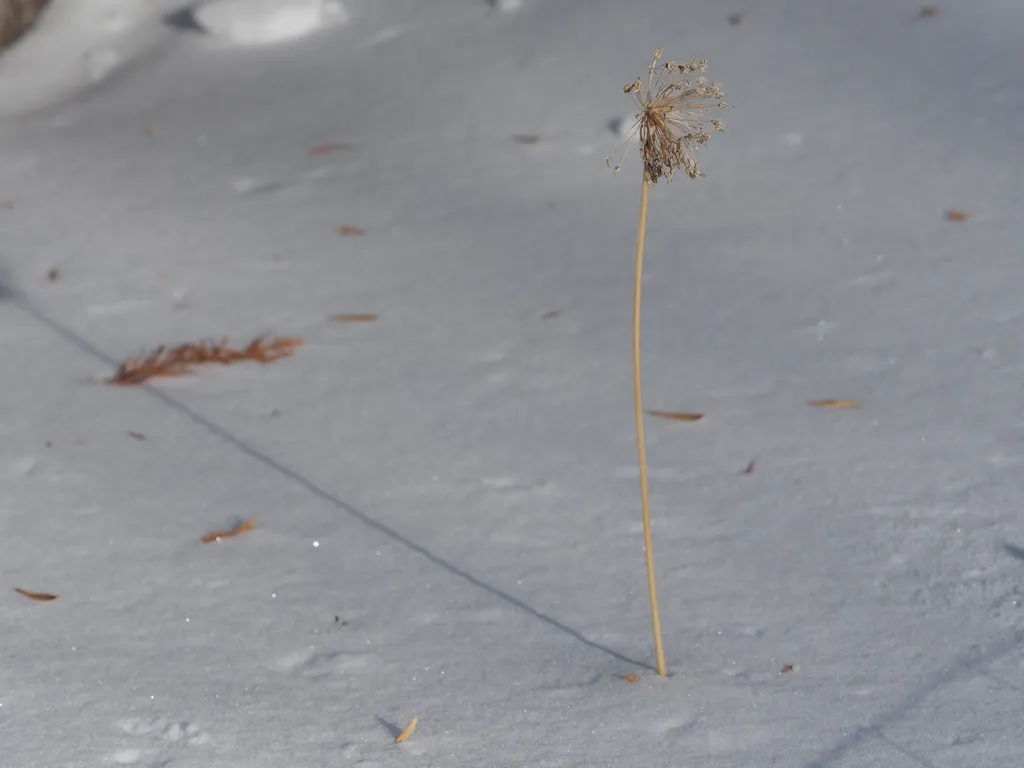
left=1, top=0, right=1024, bottom=766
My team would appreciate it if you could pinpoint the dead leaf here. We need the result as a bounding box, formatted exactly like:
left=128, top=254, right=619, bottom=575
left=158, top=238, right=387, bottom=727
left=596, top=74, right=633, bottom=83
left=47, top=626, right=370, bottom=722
left=395, top=716, right=418, bottom=743
left=742, top=459, right=756, bottom=475
left=648, top=411, right=704, bottom=422
left=918, top=5, right=938, bottom=18
left=127, top=431, right=147, bottom=441
left=335, top=225, right=366, bottom=236
left=310, top=141, right=353, bottom=156
left=46, top=267, right=59, bottom=282
left=511, top=134, right=540, bottom=145
left=945, top=209, right=969, bottom=222
left=780, top=664, right=795, bottom=674
left=809, top=399, right=859, bottom=409
left=625, top=674, right=640, bottom=683
left=15, top=587, right=57, bottom=601
left=728, top=12, right=743, bottom=26
left=202, top=518, right=256, bottom=544
left=541, top=310, right=560, bottom=319
left=330, top=313, right=378, bottom=324
left=109, top=335, right=303, bottom=385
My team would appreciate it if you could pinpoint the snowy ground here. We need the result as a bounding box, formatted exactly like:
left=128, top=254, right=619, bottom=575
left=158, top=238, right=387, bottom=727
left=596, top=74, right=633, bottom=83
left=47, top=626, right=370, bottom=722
left=2, top=0, right=1024, bottom=766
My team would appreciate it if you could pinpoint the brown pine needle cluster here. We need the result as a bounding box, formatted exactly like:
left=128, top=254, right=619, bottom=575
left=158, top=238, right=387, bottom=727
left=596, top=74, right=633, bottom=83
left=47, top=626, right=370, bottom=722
left=609, top=48, right=728, bottom=182
left=109, top=335, right=303, bottom=385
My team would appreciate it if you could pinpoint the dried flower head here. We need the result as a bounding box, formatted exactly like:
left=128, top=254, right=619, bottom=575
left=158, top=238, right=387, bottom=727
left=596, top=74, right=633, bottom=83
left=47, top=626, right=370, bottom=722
left=608, top=48, right=728, bottom=182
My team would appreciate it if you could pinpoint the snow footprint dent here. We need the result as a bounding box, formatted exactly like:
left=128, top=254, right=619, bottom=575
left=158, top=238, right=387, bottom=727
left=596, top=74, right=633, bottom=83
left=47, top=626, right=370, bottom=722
left=191, top=0, right=348, bottom=46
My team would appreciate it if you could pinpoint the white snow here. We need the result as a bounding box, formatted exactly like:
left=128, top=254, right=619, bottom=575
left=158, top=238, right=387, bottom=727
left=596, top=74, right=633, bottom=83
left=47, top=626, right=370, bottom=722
left=191, top=0, right=347, bottom=46
left=2, top=0, right=1024, bottom=766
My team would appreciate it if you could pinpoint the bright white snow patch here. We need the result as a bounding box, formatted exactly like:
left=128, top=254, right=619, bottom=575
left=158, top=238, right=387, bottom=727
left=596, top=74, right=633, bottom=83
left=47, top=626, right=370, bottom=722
left=0, top=0, right=170, bottom=116
left=191, top=0, right=347, bottom=46
left=490, top=0, right=524, bottom=12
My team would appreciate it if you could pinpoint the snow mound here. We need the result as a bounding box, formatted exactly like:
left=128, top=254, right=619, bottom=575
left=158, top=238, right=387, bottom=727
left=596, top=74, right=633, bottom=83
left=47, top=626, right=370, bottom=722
left=0, top=0, right=169, bottom=117
left=191, top=0, right=347, bottom=46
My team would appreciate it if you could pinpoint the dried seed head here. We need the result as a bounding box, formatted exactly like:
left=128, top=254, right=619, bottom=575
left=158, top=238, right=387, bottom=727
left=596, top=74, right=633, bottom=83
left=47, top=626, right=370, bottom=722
left=607, top=49, right=729, bottom=183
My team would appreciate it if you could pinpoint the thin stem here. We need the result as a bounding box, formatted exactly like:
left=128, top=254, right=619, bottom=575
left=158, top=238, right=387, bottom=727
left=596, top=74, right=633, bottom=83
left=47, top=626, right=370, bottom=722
left=633, top=179, right=667, bottom=677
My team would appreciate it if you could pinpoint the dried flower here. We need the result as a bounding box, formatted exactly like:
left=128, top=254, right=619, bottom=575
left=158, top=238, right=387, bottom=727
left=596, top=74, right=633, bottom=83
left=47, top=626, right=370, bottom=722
left=608, top=48, right=728, bottom=182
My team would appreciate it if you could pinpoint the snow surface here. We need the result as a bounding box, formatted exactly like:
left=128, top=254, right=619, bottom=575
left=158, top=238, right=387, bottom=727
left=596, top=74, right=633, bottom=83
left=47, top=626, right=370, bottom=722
left=1, top=0, right=1024, bottom=766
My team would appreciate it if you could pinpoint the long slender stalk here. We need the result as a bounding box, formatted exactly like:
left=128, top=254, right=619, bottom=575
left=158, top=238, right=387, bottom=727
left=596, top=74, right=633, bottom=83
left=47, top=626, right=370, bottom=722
left=633, top=179, right=667, bottom=677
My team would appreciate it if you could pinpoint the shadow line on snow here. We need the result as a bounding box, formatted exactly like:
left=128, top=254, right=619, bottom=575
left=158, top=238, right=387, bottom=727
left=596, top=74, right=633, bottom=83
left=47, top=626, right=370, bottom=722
left=15, top=296, right=652, bottom=673
left=801, top=629, right=1024, bottom=768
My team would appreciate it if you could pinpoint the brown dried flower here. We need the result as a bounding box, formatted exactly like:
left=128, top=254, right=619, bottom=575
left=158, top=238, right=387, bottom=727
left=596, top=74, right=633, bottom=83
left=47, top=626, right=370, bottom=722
left=608, top=48, right=728, bottom=182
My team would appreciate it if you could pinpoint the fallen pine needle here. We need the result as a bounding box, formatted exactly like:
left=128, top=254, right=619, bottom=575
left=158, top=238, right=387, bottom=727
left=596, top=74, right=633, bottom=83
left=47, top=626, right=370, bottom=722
left=310, top=141, right=353, bottom=156
left=625, top=674, right=640, bottom=683
left=395, top=716, right=418, bottom=743
left=330, top=313, right=378, bottom=323
left=809, top=399, right=859, bottom=409
left=15, top=588, right=58, bottom=601
left=109, top=335, right=303, bottom=385
left=202, top=518, right=256, bottom=544
left=648, top=410, right=704, bottom=422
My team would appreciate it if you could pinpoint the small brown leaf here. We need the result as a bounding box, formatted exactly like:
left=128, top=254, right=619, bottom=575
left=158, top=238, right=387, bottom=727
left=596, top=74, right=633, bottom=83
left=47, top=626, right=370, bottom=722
left=310, top=141, right=353, bottom=156
left=625, top=673, right=640, bottom=683
left=809, top=399, right=859, bottom=409
left=335, top=225, right=366, bottom=236
left=15, top=588, right=58, bottom=602
left=648, top=411, right=704, bottom=422
left=395, top=716, right=418, bottom=743
left=780, top=664, right=795, bottom=674
left=202, top=518, right=256, bottom=544
left=127, top=431, right=147, bottom=441
left=330, top=313, right=378, bottom=324
left=918, top=5, right=938, bottom=18
left=945, top=209, right=969, bottom=222
left=512, top=134, right=540, bottom=145
left=742, top=459, right=756, bottom=475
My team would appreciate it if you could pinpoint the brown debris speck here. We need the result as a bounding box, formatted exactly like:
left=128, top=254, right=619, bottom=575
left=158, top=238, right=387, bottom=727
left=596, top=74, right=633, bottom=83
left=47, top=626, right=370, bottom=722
left=728, top=12, right=743, bottom=26
left=310, top=142, right=354, bottom=156
left=330, top=313, right=378, bottom=323
left=335, top=226, right=366, bottom=236
left=15, top=587, right=57, bottom=602
left=202, top=518, right=256, bottom=544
